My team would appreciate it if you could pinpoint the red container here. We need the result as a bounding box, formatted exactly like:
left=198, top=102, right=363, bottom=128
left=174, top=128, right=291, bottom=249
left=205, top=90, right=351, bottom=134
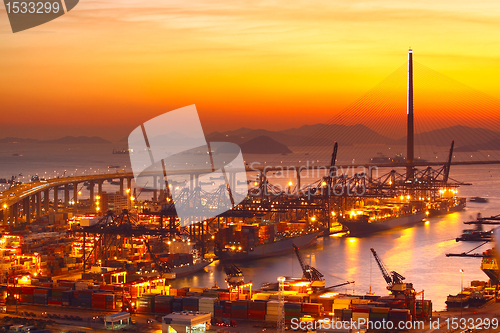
left=231, top=309, right=247, bottom=319
left=100, top=285, right=114, bottom=291
left=248, top=313, right=265, bottom=321
left=302, top=303, right=321, bottom=314
left=155, top=306, right=172, bottom=314
left=21, top=287, right=35, bottom=295
left=248, top=301, right=266, bottom=311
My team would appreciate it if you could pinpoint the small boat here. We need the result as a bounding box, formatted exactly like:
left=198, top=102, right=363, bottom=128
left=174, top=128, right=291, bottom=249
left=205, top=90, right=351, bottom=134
left=469, top=197, right=489, bottom=203
left=12, top=154, right=22, bottom=157
left=456, top=223, right=493, bottom=242
left=108, top=165, right=120, bottom=169
left=199, top=181, right=214, bottom=186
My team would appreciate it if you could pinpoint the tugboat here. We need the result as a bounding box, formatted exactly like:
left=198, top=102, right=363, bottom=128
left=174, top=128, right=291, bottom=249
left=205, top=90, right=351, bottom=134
left=469, top=197, right=489, bottom=203
left=456, top=222, right=493, bottom=242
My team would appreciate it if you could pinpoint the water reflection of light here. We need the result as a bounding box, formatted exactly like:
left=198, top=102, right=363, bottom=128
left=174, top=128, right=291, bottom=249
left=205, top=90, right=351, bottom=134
left=310, top=254, right=317, bottom=268
left=345, top=237, right=359, bottom=279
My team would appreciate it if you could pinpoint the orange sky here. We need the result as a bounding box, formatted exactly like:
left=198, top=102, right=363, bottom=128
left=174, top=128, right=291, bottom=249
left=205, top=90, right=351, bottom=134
left=1, top=0, right=500, bottom=140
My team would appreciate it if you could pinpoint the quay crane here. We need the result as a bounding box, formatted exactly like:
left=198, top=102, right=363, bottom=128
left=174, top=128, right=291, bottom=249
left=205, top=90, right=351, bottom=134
left=370, top=248, right=413, bottom=295
left=144, top=241, right=176, bottom=279
left=293, top=244, right=325, bottom=289
left=224, top=263, right=245, bottom=289
left=371, top=248, right=430, bottom=321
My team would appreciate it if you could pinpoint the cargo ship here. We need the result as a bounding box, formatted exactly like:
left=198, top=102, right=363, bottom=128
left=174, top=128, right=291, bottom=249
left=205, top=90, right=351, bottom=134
left=445, top=294, right=469, bottom=308
left=171, top=259, right=213, bottom=277
left=214, top=222, right=321, bottom=261
left=340, top=197, right=465, bottom=237
left=339, top=212, right=426, bottom=237
left=480, top=250, right=499, bottom=285
left=427, top=197, right=466, bottom=217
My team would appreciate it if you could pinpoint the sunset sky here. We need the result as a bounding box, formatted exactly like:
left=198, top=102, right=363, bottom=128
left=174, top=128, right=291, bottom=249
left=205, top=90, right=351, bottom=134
left=1, top=0, right=500, bottom=140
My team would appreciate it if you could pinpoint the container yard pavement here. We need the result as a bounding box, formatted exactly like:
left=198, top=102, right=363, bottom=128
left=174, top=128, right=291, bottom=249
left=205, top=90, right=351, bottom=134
left=426, top=300, right=500, bottom=333
left=0, top=303, right=162, bottom=332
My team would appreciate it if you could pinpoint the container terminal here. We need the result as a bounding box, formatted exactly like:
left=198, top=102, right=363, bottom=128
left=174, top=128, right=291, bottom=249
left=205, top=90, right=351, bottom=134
left=0, top=50, right=491, bottom=332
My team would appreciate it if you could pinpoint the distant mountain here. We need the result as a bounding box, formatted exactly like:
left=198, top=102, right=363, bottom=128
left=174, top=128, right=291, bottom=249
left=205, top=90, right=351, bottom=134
left=0, top=137, right=38, bottom=144
left=396, top=125, right=500, bottom=147
left=43, top=136, right=111, bottom=144
left=207, top=128, right=304, bottom=146
left=455, top=138, right=500, bottom=152
left=207, top=124, right=395, bottom=147
left=279, top=124, right=395, bottom=145
left=239, top=136, right=292, bottom=154
left=0, top=135, right=111, bottom=144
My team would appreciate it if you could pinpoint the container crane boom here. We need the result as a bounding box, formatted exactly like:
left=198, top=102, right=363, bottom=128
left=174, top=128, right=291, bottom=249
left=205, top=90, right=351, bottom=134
left=371, top=248, right=411, bottom=295
left=144, top=241, right=176, bottom=279
left=293, top=244, right=324, bottom=287
left=370, top=248, right=392, bottom=285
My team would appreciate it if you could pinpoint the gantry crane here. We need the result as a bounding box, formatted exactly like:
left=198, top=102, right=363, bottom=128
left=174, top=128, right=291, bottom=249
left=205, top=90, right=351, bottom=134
left=293, top=244, right=325, bottom=289
left=223, top=263, right=245, bottom=289
left=370, top=248, right=413, bottom=295
left=144, top=241, right=176, bottom=279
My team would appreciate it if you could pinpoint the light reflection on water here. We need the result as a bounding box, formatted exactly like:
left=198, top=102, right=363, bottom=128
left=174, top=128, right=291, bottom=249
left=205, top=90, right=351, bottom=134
left=171, top=163, right=500, bottom=311
left=171, top=207, right=494, bottom=311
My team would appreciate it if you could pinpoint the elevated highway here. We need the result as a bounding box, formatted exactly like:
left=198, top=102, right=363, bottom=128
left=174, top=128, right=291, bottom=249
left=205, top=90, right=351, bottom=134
left=1, top=159, right=498, bottom=225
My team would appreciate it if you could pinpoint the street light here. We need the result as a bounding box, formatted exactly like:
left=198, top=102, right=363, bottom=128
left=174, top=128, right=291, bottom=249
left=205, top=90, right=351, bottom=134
left=460, top=269, right=464, bottom=317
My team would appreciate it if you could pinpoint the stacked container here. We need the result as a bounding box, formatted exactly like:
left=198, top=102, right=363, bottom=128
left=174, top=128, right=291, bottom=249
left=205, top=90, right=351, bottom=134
left=284, top=302, right=302, bottom=323
left=369, top=307, right=390, bottom=323
left=137, top=294, right=155, bottom=313
left=352, top=305, right=371, bottom=322
left=77, top=289, right=93, bottom=308
left=91, top=292, right=115, bottom=310
left=59, top=281, right=75, bottom=290
left=301, top=303, right=322, bottom=317
left=20, top=286, right=35, bottom=304
left=341, top=309, right=352, bottom=321
left=198, top=297, right=216, bottom=316
left=389, top=309, right=411, bottom=325
left=172, top=298, right=183, bottom=312
left=231, top=300, right=248, bottom=319
left=214, top=302, right=224, bottom=318
left=154, top=295, right=174, bottom=314
left=223, top=301, right=232, bottom=317
left=248, top=300, right=266, bottom=321
left=258, top=224, right=275, bottom=245
left=61, top=290, right=72, bottom=306
left=264, top=301, right=278, bottom=322
left=182, top=297, right=199, bottom=311
left=333, top=297, right=351, bottom=310
left=33, top=287, right=51, bottom=305
left=49, top=286, right=70, bottom=306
